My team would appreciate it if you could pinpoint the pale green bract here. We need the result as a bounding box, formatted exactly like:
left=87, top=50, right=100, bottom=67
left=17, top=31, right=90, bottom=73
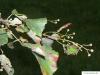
left=25, top=18, right=47, bottom=37
left=66, top=45, right=79, bottom=55
left=0, top=29, right=8, bottom=45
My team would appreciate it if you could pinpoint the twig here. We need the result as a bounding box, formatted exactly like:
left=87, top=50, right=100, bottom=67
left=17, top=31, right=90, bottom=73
left=0, top=48, right=4, bottom=54
left=57, top=23, right=71, bottom=32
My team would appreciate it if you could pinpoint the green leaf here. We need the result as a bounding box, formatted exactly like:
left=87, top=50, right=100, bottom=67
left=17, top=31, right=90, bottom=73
left=0, top=29, right=8, bottom=45
left=34, top=53, right=53, bottom=75
left=25, top=18, right=47, bottom=37
left=34, top=45, right=59, bottom=75
left=22, top=43, right=59, bottom=75
left=66, top=45, right=79, bottom=55
left=43, top=45, right=59, bottom=73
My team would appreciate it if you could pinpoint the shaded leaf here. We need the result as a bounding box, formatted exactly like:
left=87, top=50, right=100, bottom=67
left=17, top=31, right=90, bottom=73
left=25, top=18, right=47, bottom=37
left=33, top=44, right=59, bottom=75
left=37, top=46, right=59, bottom=75
left=0, top=54, right=14, bottom=75
left=0, top=29, right=8, bottom=45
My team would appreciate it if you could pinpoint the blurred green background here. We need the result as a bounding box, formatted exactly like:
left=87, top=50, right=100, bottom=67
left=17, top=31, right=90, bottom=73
left=0, top=0, right=100, bottom=75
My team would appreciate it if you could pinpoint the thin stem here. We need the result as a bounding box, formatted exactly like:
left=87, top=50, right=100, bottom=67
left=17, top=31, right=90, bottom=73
left=10, top=31, right=22, bottom=44
left=43, top=31, right=57, bottom=35
left=0, top=48, right=4, bottom=54
left=57, top=23, right=71, bottom=33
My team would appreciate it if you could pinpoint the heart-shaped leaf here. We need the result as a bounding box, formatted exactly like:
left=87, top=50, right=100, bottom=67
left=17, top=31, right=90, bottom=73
left=33, top=44, right=59, bottom=75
